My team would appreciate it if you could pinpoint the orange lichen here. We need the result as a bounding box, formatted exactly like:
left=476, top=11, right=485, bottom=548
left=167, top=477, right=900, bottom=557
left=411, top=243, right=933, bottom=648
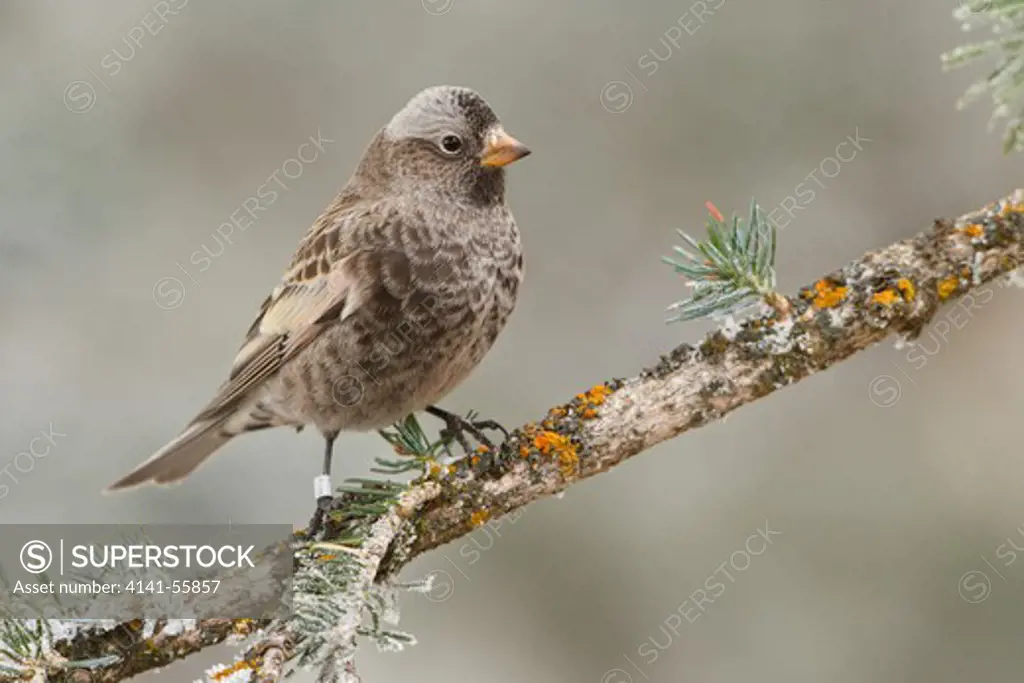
left=534, top=431, right=570, bottom=454
left=811, top=280, right=848, bottom=308
left=1000, top=202, right=1024, bottom=217
left=210, top=659, right=259, bottom=681
left=896, top=278, right=915, bottom=301
left=232, top=619, right=255, bottom=636
left=872, top=290, right=899, bottom=306
left=572, top=384, right=614, bottom=421
left=475, top=445, right=490, bottom=454
left=447, top=464, right=457, bottom=475
left=557, top=448, right=579, bottom=477
left=584, top=384, right=613, bottom=405
left=963, top=224, right=984, bottom=238
left=318, top=554, right=336, bottom=562
left=519, top=445, right=530, bottom=458
left=470, top=455, right=481, bottom=466
left=470, top=509, right=490, bottom=527
left=937, top=276, right=959, bottom=300
left=428, top=461, right=442, bottom=477
left=533, top=431, right=578, bottom=477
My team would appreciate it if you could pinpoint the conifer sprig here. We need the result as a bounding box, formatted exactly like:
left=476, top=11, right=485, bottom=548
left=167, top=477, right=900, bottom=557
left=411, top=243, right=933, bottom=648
left=663, top=199, right=786, bottom=322
left=943, top=0, right=1024, bottom=152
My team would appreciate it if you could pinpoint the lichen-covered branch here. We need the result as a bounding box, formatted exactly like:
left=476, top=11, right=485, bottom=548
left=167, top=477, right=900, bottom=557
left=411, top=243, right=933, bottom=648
left=33, top=190, right=1024, bottom=682
left=396, top=189, right=1024, bottom=560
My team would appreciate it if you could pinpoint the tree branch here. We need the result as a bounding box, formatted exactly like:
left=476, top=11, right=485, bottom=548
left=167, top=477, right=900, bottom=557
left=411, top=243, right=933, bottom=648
left=35, top=190, right=1024, bottom=682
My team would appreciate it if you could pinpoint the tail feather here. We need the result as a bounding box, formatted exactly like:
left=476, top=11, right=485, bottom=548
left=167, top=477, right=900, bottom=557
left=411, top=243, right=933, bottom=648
left=106, top=418, right=234, bottom=491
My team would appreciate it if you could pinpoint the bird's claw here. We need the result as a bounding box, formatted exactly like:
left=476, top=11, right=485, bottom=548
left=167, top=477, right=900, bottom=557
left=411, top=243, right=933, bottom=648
left=435, top=413, right=508, bottom=457
left=439, top=423, right=482, bottom=456
left=465, top=418, right=510, bottom=441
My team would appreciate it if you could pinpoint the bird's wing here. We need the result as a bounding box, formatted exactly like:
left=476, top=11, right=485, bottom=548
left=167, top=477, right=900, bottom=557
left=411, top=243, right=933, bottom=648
left=192, top=197, right=414, bottom=423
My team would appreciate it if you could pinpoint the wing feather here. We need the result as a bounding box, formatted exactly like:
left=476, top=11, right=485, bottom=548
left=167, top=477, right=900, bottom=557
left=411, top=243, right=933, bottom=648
left=190, top=196, right=423, bottom=424
left=192, top=202, right=372, bottom=422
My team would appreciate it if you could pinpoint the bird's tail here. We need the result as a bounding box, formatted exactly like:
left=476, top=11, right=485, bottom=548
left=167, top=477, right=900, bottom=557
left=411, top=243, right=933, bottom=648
left=106, top=416, right=237, bottom=491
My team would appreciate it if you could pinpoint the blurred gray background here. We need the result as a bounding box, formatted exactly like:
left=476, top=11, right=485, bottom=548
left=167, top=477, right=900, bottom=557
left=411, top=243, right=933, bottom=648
left=3, top=1, right=1024, bottom=681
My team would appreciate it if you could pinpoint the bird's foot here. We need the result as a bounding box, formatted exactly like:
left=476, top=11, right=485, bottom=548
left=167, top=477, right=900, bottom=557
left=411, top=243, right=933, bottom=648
left=426, top=406, right=509, bottom=457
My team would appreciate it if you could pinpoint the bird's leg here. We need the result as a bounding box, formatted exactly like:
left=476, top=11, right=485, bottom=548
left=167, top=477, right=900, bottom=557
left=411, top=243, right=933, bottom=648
left=306, top=431, right=338, bottom=538
left=425, top=406, right=508, bottom=456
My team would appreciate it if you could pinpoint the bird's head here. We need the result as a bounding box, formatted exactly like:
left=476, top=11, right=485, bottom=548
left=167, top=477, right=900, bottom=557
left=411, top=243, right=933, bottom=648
left=376, top=85, right=530, bottom=205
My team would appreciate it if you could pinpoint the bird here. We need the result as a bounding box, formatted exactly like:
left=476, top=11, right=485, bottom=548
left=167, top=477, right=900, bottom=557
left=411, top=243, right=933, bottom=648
left=108, top=85, right=531, bottom=519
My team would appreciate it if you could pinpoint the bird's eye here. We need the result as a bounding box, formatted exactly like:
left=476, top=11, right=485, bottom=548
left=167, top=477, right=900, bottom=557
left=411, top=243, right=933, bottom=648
left=439, top=134, right=463, bottom=155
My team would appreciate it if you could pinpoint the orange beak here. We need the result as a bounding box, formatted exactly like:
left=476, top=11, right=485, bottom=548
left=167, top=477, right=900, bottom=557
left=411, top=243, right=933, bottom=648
left=480, top=126, right=531, bottom=167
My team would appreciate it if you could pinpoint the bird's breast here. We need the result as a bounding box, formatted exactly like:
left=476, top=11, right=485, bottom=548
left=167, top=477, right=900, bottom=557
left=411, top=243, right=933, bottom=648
left=275, top=207, right=523, bottom=432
